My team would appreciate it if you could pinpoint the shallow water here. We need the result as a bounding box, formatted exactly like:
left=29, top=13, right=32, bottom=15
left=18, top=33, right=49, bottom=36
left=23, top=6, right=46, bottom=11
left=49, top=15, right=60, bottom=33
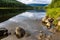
left=0, top=10, right=52, bottom=40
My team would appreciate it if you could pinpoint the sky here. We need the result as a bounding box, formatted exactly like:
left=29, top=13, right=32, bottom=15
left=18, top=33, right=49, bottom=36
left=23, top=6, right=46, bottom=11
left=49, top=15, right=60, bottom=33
left=17, top=0, right=52, bottom=4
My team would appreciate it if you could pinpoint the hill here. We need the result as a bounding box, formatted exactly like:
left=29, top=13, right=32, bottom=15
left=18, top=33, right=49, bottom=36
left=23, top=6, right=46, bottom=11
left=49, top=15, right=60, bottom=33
left=0, top=0, right=32, bottom=9
left=0, top=0, right=33, bottom=22
left=27, top=4, right=48, bottom=10
left=28, top=4, right=48, bottom=6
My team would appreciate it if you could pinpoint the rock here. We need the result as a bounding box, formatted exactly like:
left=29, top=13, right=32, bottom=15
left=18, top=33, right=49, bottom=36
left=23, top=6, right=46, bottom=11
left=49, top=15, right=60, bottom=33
left=37, top=31, right=43, bottom=40
left=57, top=21, right=60, bottom=26
left=48, top=18, right=54, bottom=23
left=45, top=35, right=52, bottom=40
left=40, top=31, right=43, bottom=33
left=46, top=22, right=51, bottom=29
left=39, top=33, right=43, bottom=37
left=0, top=27, right=8, bottom=39
left=45, top=38, right=50, bottom=40
left=37, top=31, right=46, bottom=40
left=42, top=17, right=46, bottom=22
left=15, top=27, right=25, bottom=38
left=39, top=31, right=43, bottom=36
left=45, top=19, right=49, bottom=23
left=42, top=16, right=49, bottom=23
left=0, top=27, right=8, bottom=36
left=49, top=28, right=56, bottom=33
left=47, top=35, right=51, bottom=39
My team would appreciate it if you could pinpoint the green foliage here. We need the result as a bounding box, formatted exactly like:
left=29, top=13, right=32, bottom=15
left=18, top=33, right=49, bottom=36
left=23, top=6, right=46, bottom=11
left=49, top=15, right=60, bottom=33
left=46, top=8, right=60, bottom=19
left=47, top=0, right=60, bottom=8
left=0, top=1, right=25, bottom=7
left=46, top=0, right=60, bottom=28
left=46, top=8, right=60, bottom=25
left=46, top=0, right=60, bottom=18
left=0, top=0, right=33, bottom=9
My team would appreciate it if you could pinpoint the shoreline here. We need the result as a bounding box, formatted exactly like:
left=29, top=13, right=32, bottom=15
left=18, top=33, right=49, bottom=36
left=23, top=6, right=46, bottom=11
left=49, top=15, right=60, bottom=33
left=0, top=18, right=60, bottom=40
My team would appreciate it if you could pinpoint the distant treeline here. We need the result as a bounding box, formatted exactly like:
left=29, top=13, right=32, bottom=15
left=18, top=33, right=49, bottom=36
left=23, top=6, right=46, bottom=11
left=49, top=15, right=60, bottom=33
left=0, top=0, right=33, bottom=9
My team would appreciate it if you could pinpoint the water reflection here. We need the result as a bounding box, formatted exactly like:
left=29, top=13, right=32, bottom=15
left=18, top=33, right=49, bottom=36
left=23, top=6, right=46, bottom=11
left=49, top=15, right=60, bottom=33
left=0, top=10, right=48, bottom=40
left=0, top=10, right=46, bottom=32
left=0, top=9, right=27, bottom=22
left=9, top=10, right=46, bottom=21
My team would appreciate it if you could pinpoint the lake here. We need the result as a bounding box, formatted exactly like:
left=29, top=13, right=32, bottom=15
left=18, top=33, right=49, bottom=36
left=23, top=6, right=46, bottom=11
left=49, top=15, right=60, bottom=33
left=0, top=10, right=53, bottom=40
left=9, top=10, right=46, bottom=21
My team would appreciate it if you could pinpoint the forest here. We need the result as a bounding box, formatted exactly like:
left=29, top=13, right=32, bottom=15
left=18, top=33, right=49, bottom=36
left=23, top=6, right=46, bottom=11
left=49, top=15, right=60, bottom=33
left=0, top=0, right=33, bottom=22
left=0, top=0, right=33, bottom=9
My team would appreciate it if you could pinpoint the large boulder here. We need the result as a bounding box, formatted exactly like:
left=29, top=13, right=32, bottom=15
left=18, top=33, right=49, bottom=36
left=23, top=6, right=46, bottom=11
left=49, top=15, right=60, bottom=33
left=0, top=28, right=8, bottom=36
left=15, top=27, right=25, bottom=38
left=0, top=27, right=8, bottom=39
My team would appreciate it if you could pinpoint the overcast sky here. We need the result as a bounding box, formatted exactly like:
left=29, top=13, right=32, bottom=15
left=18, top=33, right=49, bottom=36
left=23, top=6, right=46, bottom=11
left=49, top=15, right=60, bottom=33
left=17, top=0, right=52, bottom=4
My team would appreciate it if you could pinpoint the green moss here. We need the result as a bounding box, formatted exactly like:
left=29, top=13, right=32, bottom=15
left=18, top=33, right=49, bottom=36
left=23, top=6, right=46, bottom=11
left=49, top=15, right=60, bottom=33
left=46, top=8, right=60, bottom=18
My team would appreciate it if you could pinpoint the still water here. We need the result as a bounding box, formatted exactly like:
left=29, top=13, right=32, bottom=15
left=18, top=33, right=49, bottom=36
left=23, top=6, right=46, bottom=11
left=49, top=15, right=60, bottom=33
left=9, top=10, right=46, bottom=20
left=0, top=10, right=52, bottom=40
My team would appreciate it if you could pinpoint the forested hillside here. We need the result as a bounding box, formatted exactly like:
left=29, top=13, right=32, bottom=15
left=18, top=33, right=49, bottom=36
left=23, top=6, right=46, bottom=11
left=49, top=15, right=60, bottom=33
left=0, top=0, right=32, bottom=9
left=0, top=0, right=33, bottom=22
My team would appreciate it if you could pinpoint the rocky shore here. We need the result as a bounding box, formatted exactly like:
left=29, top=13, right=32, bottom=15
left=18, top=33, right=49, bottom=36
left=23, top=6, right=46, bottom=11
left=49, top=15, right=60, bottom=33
left=0, top=16, right=60, bottom=40
left=41, top=16, right=60, bottom=40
